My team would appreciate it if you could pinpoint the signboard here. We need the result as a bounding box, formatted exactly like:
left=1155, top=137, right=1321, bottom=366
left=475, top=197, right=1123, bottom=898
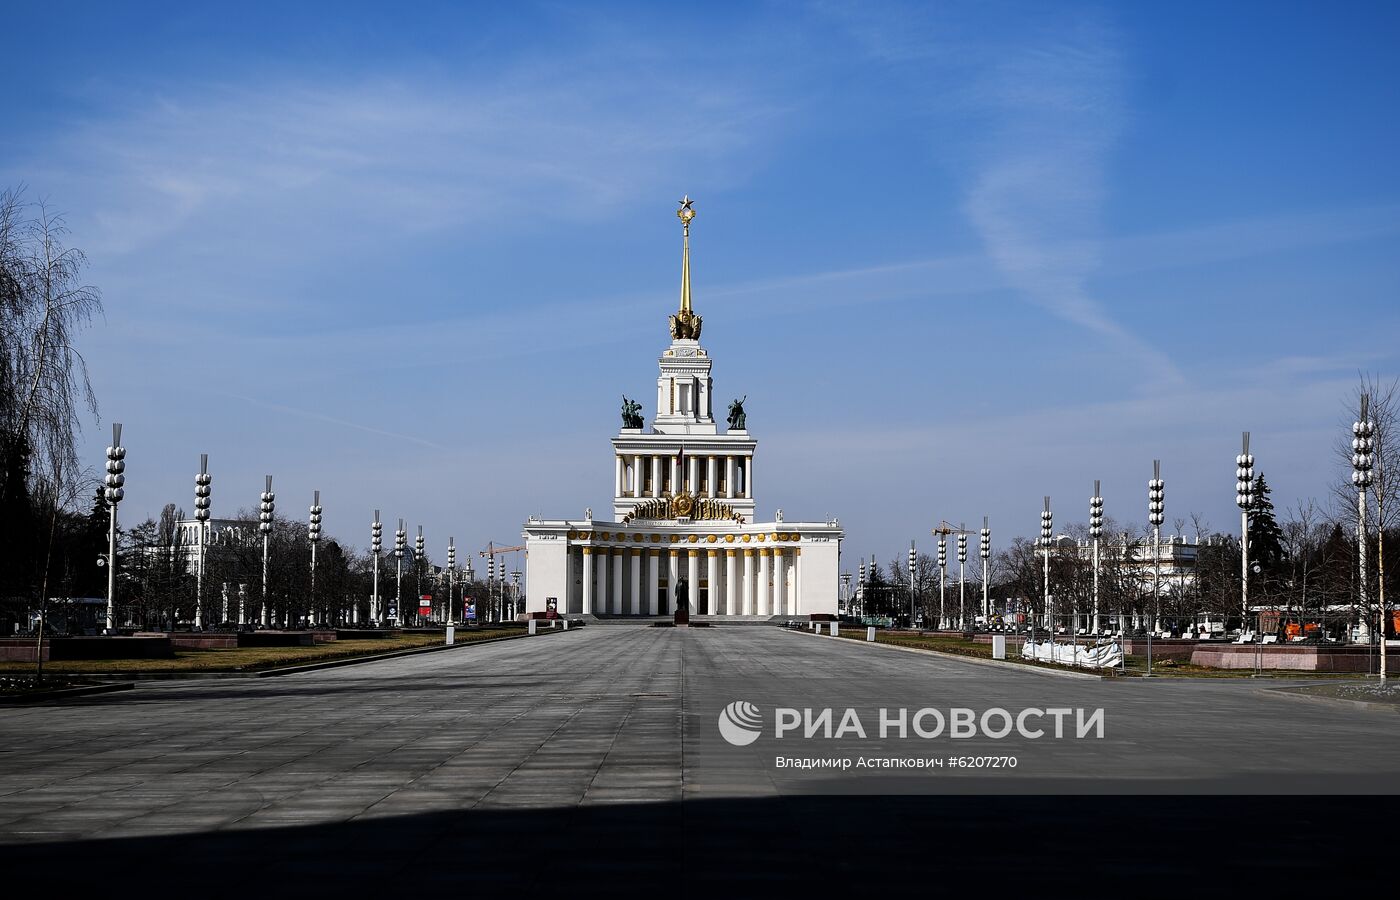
left=465, top=601, right=477, bottom=621
left=545, top=597, right=558, bottom=619
left=418, top=599, right=432, bottom=609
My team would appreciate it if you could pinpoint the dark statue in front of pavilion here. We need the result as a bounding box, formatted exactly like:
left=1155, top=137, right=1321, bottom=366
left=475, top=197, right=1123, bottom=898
left=673, top=578, right=690, bottom=625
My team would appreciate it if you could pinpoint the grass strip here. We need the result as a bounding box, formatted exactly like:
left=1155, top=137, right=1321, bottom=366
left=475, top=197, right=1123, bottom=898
left=0, top=628, right=528, bottom=675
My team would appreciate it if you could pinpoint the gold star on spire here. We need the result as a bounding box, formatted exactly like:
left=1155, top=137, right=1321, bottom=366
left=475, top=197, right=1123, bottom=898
left=669, top=195, right=702, bottom=340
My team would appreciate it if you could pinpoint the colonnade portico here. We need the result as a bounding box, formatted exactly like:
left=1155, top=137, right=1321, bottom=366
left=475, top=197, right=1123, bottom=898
left=617, top=451, right=752, bottom=503
left=549, top=528, right=814, bottom=617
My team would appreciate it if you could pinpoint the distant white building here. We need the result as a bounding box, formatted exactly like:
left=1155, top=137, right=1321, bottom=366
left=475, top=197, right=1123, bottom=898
left=522, top=199, right=844, bottom=619
left=1063, top=533, right=1200, bottom=589
left=174, top=518, right=259, bottom=553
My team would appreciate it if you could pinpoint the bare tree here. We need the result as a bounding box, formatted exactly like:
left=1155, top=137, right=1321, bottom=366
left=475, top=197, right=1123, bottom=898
left=1336, top=375, right=1400, bottom=651
left=0, top=189, right=101, bottom=498
left=0, top=189, right=102, bottom=637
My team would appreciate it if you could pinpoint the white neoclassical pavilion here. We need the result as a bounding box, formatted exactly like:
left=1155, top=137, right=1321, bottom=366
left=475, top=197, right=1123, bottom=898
left=522, top=198, right=843, bottom=619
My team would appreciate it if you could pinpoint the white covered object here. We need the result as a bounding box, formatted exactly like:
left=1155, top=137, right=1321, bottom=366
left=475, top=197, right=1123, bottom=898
left=1021, top=639, right=1123, bottom=668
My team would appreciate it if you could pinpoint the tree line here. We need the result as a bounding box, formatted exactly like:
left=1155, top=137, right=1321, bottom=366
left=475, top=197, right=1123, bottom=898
left=861, top=378, right=1400, bottom=641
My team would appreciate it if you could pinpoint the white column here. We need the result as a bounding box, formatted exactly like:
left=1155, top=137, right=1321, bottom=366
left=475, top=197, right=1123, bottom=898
left=597, top=548, right=609, bottom=615
left=757, top=548, right=772, bottom=616
left=774, top=550, right=788, bottom=616
left=633, top=454, right=644, bottom=498
left=793, top=549, right=802, bottom=616
left=651, top=456, right=662, bottom=498
left=670, top=454, right=680, bottom=495
left=688, top=456, right=699, bottom=494
left=615, top=456, right=624, bottom=498
left=706, top=456, right=718, bottom=497
left=581, top=548, right=595, bottom=615
left=687, top=550, right=700, bottom=613
left=706, top=550, right=720, bottom=615
left=612, top=550, right=624, bottom=615
left=630, top=549, right=642, bottom=616
left=726, top=550, right=739, bottom=615
left=745, top=456, right=754, bottom=499
left=648, top=550, right=661, bottom=615
left=725, top=456, right=737, bottom=499
left=742, top=550, right=755, bottom=615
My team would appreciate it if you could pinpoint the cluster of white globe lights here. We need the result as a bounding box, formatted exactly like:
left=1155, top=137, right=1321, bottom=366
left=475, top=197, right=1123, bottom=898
left=93, top=394, right=1387, bottom=675
left=95, top=422, right=508, bottom=636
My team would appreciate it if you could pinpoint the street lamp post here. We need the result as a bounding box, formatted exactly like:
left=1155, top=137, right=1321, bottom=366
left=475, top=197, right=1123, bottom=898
left=957, top=527, right=968, bottom=631
left=979, top=517, right=991, bottom=625
left=907, top=541, right=916, bottom=629
left=415, top=526, right=425, bottom=624
left=371, top=511, right=383, bottom=624
left=308, top=491, right=322, bottom=627
left=258, top=476, right=275, bottom=627
left=1147, top=460, right=1165, bottom=677
left=511, top=571, right=522, bottom=620
left=1353, top=396, right=1374, bottom=647
left=1090, top=482, right=1103, bottom=635
left=937, top=536, right=947, bottom=630
left=1352, top=396, right=1382, bottom=678
left=1040, top=497, right=1052, bottom=645
left=857, top=560, right=866, bottom=621
left=487, top=555, right=496, bottom=622
left=194, top=454, right=211, bottom=629
left=464, top=560, right=475, bottom=623
left=446, top=538, right=457, bottom=626
left=1236, top=433, right=1255, bottom=634
left=394, top=519, right=406, bottom=626
left=102, top=423, right=125, bottom=633
left=862, top=551, right=873, bottom=624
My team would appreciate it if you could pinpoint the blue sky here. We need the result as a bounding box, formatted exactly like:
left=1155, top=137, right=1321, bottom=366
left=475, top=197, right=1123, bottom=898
left=2, top=1, right=1397, bottom=572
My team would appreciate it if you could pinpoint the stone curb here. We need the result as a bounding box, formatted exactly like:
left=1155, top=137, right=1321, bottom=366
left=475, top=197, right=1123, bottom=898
left=1259, top=687, right=1400, bottom=715
left=784, top=627, right=1105, bottom=681
left=0, top=681, right=136, bottom=704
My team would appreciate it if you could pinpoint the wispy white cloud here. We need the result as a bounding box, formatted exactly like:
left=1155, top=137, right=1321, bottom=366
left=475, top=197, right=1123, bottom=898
left=221, top=393, right=446, bottom=450
left=815, top=5, right=1182, bottom=384
left=11, top=59, right=784, bottom=269
left=958, top=18, right=1185, bottom=384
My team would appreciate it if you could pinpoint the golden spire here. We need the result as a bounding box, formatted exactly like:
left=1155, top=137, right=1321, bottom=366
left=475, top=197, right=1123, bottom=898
left=678, top=195, right=695, bottom=314
left=669, top=195, right=702, bottom=340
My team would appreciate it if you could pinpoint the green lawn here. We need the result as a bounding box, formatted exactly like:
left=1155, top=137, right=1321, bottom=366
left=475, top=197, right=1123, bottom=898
left=0, top=628, right=529, bottom=675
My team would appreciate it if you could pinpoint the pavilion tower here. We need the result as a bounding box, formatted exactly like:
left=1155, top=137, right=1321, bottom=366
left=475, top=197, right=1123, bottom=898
left=612, top=196, right=757, bottom=523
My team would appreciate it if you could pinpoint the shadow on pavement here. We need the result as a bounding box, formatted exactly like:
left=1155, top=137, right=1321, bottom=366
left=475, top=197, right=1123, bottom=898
left=0, top=793, right=1386, bottom=896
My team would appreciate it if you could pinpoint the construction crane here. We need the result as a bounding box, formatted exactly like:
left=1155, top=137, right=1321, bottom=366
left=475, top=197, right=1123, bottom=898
left=928, top=521, right=976, bottom=630
left=478, top=542, right=527, bottom=559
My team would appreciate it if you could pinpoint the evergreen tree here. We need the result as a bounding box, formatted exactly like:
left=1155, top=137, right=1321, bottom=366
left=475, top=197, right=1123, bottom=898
left=1248, top=474, right=1286, bottom=573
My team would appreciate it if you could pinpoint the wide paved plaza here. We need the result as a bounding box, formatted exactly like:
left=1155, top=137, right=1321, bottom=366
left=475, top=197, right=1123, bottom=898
left=2, top=624, right=1396, bottom=893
